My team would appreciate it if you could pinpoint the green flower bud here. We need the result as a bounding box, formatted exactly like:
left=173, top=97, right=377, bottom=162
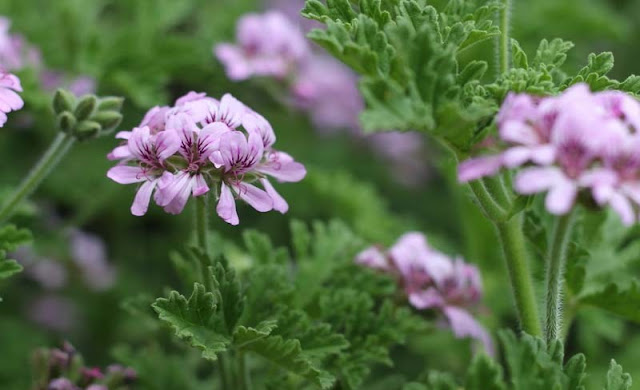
left=73, top=95, right=97, bottom=121
left=52, top=89, right=76, bottom=114
left=74, top=120, right=101, bottom=141
left=56, top=111, right=76, bottom=134
left=92, top=110, right=123, bottom=133
left=97, top=96, right=124, bottom=111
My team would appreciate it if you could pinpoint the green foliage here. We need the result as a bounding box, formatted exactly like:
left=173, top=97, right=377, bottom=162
left=153, top=221, right=425, bottom=388
left=0, top=224, right=31, bottom=300
left=153, top=283, right=230, bottom=361
left=303, top=0, right=640, bottom=155
left=408, top=331, right=630, bottom=389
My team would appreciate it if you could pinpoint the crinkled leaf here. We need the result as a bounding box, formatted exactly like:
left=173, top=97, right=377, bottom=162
left=152, top=283, right=229, bottom=361
left=605, top=360, right=632, bottom=390
left=581, top=281, right=640, bottom=323
left=0, top=225, right=32, bottom=252
left=238, top=335, right=335, bottom=389
left=465, top=354, right=505, bottom=390
left=233, top=320, right=279, bottom=348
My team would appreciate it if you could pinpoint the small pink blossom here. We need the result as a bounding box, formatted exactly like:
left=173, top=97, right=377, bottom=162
left=215, top=11, right=310, bottom=81
left=107, top=91, right=305, bottom=224
left=355, top=232, right=493, bottom=354
left=458, top=83, right=640, bottom=224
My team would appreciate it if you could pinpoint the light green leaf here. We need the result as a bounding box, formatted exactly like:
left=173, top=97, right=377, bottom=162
left=605, top=360, right=632, bottom=390
left=152, top=283, right=230, bottom=361
left=581, top=281, right=640, bottom=323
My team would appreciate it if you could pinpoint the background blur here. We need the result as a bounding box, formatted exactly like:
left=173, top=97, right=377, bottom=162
left=0, top=0, right=638, bottom=388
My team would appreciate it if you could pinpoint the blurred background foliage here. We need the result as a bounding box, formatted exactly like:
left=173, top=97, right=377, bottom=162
left=0, top=0, right=638, bottom=389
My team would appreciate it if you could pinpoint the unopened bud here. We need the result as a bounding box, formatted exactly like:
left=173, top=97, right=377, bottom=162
left=74, top=95, right=97, bottom=121
left=92, top=111, right=122, bottom=133
left=97, top=96, right=124, bottom=111
left=74, top=120, right=101, bottom=140
left=52, top=89, right=76, bottom=114
left=57, top=111, right=76, bottom=134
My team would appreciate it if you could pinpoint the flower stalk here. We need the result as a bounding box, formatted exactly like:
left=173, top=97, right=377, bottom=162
left=495, top=214, right=542, bottom=337
left=0, top=133, right=75, bottom=223
left=544, top=210, right=576, bottom=345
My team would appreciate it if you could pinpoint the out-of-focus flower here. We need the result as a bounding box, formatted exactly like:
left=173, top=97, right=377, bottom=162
left=69, top=230, right=116, bottom=291
left=34, top=343, right=136, bottom=390
left=368, top=131, right=430, bottom=186
left=107, top=91, right=306, bottom=224
left=0, top=71, right=23, bottom=126
left=458, top=84, right=640, bottom=224
left=215, top=11, right=310, bottom=81
left=41, top=71, right=96, bottom=96
left=291, top=54, right=363, bottom=131
left=28, top=295, right=78, bottom=332
left=356, top=232, right=492, bottom=354
left=0, top=16, right=41, bottom=70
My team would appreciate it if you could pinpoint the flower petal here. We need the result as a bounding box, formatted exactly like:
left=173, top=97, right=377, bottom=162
left=457, top=155, right=503, bottom=182
left=131, top=180, right=157, bottom=216
left=233, top=182, right=273, bottom=212
left=217, top=182, right=239, bottom=225
left=260, top=178, right=288, bottom=213
left=443, top=306, right=494, bottom=356
left=107, top=166, right=146, bottom=184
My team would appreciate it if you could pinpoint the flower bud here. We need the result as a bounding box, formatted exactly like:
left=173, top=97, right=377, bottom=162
left=73, top=95, right=97, bottom=121
left=74, top=120, right=101, bottom=141
left=56, top=111, right=76, bottom=134
left=92, top=111, right=122, bottom=133
left=52, top=89, right=76, bottom=114
left=97, top=96, right=124, bottom=111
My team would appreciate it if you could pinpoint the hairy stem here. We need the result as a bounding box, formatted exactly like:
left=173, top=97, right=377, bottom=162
left=496, top=214, right=543, bottom=337
left=236, top=352, right=251, bottom=390
left=469, top=180, right=509, bottom=221
left=0, top=133, right=75, bottom=223
left=544, top=211, right=576, bottom=345
left=499, top=0, right=512, bottom=74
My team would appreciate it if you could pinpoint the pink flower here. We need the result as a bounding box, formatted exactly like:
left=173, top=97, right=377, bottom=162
left=215, top=11, right=310, bottom=81
left=458, top=83, right=640, bottom=223
left=107, top=126, right=180, bottom=216
left=107, top=91, right=306, bottom=223
left=0, top=71, right=23, bottom=126
left=355, top=232, right=493, bottom=354
left=47, top=378, right=78, bottom=390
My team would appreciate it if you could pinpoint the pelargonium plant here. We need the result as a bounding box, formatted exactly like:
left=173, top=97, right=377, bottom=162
left=1, top=0, right=640, bottom=389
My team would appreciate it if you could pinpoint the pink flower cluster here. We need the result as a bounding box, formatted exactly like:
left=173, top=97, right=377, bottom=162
left=356, top=232, right=493, bottom=354
left=459, top=84, right=640, bottom=225
left=107, top=92, right=306, bottom=225
left=214, top=10, right=363, bottom=132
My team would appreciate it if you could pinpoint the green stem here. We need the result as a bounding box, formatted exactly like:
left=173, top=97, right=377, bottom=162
left=499, top=0, right=512, bottom=74
left=236, top=352, right=251, bottom=390
left=496, top=215, right=543, bottom=337
left=0, top=133, right=75, bottom=223
left=218, top=352, right=231, bottom=390
left=194, top=195, right=210, bottom=286
left=469, top=180, right=509, bottom=222
left=544, top=211, right=576, bottom=345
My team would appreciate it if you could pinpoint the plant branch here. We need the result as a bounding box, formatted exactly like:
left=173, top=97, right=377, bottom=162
left=544, top=211, right=576, bottom=345
left=0, top=133, right=75, bottom=223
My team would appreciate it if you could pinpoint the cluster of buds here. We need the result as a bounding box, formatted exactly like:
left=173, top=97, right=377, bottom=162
left=32, top=342, right=136, bottom=390
left=53, top=89, right=123, bottom=141
left=106, top=91, right=306, bottom=224
left=459, top=83, right=640, bottom=225
left=356, top=232, right=492, bottom=354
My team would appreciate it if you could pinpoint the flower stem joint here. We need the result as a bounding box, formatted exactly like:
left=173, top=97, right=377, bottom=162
left=53, top=88, right=124, bottom=141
